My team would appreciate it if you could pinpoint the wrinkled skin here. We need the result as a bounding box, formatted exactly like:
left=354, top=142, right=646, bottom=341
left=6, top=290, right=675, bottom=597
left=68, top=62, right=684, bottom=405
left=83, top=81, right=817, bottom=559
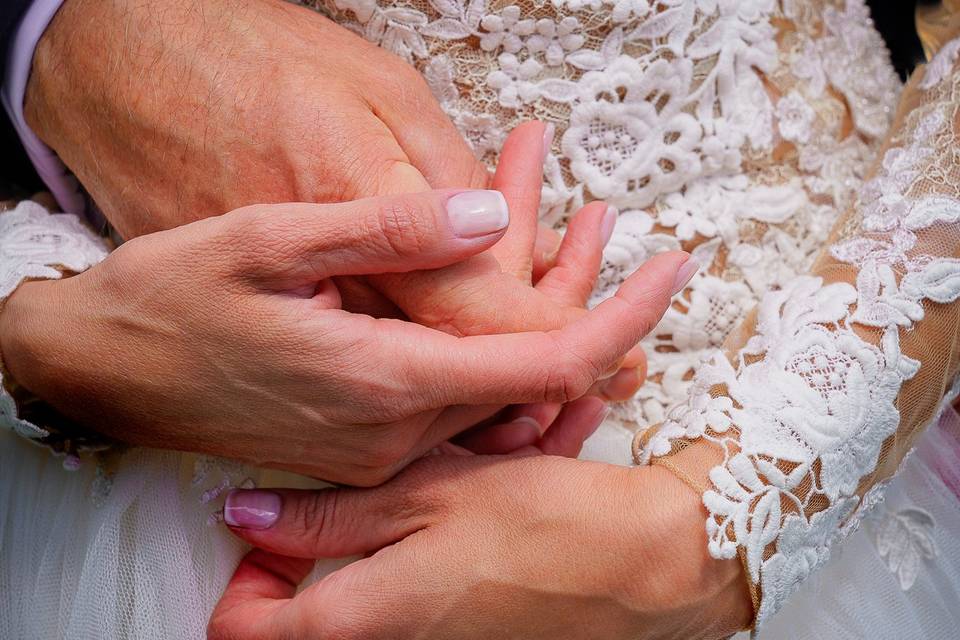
left=25, top=0, right=646, bottom=396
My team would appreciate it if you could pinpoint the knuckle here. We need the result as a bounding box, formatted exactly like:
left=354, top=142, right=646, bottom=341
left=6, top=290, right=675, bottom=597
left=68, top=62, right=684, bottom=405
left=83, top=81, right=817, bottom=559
left=543, top=346, right=596, bottom=402
left=388, top=60, right=430, bottom=95
left=373, top=196, right=432, bottom=259
left=221, top=207, right=287, bottom=270
left=356, top=466, right=395, bottom=488
left=206, top=614, right=240, bottom=640
left=295, top=491, right=337, bottom=542
left=231, top=205, right=276, bottom=244
left=407, top=277, right=493, bottom=336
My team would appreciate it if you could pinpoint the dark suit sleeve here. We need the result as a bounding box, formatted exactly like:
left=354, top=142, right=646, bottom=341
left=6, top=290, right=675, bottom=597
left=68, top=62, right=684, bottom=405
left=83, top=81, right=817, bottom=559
left=0, top=0, right=43, bottom=196
left=0, top=1, right=35, bottom=71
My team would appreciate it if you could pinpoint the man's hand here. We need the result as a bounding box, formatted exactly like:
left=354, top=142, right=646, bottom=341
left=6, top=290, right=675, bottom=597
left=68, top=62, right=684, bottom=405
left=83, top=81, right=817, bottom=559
left=24, top=0, right=647, bottom=400
left=26, top=0, right=489, bottom=237
left=0, top=186, right=692, bottom=485
left=210, top=453, right=753, bottom=639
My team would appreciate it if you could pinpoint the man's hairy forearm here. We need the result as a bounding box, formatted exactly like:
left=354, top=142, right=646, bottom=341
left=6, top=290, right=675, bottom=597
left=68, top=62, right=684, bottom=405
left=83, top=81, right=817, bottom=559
left=23, top=0, right=286, bottom=235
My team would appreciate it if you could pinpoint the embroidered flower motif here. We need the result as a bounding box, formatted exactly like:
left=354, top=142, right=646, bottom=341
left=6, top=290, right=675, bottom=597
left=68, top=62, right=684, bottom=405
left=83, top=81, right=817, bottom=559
left=486, top=53, right=543, bottom=108
left=550, top=0, right=604, bottom=11
left=776, top=91, right=815, bottom=144
left=454, top=111, right=505, bottom=156
left=565, top=56, right=702, bottom=207
left=656, top=175, right=748, bottom=241
left=757, top=498, right=858, bottom=622
left=666, top=276, right=754, bottom=350
left=874, top=507, right=937, bottom=591
left=604, top=0, right=651, bottom=23
left=332, top=0, right=377, bottom=23
left=479, top=6, right=535, bottom=54
left=525, top=17, right=585, bottom=66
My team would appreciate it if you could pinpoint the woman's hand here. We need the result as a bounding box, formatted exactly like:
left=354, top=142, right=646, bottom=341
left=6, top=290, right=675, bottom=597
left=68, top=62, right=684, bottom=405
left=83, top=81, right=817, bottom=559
left=0, top=187, right=692, bottom=485
left=210, top=452, right=753, bottom=639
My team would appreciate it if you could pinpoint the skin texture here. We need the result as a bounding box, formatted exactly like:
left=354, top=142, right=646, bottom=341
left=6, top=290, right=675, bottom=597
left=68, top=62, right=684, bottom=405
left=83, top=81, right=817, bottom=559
left=8, top=2, right=740, bottom=631
left=0, top=122, right=680, bottom=482
left=210, top=449, right=753, bottom=640
left=24, top=0, right=646, bottom=393
left=0, top=178, right=691, bottom=485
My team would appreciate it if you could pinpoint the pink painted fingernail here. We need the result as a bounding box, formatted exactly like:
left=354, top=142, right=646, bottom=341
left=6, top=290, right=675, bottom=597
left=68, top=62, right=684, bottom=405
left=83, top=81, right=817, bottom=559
left=224, top=489, right=281, bottom=530
left=672, top=257, right=700, bottom=295
left=600, top=205, right=618, bottom=247
left=447, top=190, right=510, bottom=238
left=542, top=122, right=556, bottom=162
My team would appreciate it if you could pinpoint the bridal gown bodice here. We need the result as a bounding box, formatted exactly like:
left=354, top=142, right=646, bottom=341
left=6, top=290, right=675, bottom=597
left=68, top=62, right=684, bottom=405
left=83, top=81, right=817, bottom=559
left=303, top=0, right=902, bottom=429
left=4, top=1, right=960, bottom=638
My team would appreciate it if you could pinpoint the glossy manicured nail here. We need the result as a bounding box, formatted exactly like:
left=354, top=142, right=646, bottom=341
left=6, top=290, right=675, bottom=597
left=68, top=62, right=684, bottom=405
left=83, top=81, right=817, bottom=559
left=600, top=205, right=618, bottom=246
left=447, top=190, right=510, bottom=238
left=672, top=257, right=700, bottom=295
left=542, top=122, right=556, bottom=162
left=224, top=489, right=281, bottom=530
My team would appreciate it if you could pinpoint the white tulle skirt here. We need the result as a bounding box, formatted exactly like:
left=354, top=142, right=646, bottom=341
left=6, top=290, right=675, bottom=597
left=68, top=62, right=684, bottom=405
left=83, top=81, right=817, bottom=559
left=2, top=416, right=959, bottom=639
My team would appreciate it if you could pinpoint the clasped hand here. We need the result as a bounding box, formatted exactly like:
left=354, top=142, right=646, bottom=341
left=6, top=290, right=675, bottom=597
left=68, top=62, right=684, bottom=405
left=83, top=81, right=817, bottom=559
left=1, top=179, right=689, bottom=486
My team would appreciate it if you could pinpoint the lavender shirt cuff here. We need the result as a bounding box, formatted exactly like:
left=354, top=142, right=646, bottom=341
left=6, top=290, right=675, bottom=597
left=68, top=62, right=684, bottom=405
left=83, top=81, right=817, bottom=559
left=1, top=0, right=85, bottom=216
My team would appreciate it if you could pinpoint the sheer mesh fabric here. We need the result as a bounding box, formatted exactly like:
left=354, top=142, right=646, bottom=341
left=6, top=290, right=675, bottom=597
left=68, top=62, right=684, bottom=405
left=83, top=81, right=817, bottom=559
left=635, top=39, right=960, bottom=627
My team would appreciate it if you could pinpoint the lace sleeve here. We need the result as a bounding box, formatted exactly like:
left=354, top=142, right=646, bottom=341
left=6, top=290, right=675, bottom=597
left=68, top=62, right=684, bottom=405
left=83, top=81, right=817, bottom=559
left=0, top=200, right=109, bottom=456
left=634, top=41, right=960, bottom=627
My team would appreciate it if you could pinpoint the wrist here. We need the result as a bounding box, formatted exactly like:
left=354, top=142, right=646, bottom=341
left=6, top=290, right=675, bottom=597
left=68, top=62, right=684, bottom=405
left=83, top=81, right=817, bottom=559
left=0, top=278, right=69, bottom=399
left=1, top=276, right=121, bottom=455
left=619, top=462, right=752, bottom=639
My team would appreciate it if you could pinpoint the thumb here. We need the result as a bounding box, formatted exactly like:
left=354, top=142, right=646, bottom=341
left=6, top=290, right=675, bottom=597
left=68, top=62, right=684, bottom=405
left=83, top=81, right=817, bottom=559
left=228, top=190, right=510, bottom=289
left=222, top=485, right=430, bottom=560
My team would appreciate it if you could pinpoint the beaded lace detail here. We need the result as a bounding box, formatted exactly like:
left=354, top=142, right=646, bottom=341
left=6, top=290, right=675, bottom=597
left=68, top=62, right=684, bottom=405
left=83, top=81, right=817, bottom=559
left=0, top=201, right=108, bottom=442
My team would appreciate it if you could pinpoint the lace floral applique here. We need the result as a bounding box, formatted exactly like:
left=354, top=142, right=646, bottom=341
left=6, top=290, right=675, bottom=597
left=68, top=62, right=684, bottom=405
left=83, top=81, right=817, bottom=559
left=639, top=44, right=960, bottom=625
left=0, top=200, right=107, bottom=298
left=873, top=507, right=937, bottom=591
left=301, top=0, right=900, bottom=428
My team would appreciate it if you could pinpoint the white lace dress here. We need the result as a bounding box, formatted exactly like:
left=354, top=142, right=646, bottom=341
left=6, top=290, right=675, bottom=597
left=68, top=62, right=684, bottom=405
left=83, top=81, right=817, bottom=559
left=3, top=0, right=960, bottom=637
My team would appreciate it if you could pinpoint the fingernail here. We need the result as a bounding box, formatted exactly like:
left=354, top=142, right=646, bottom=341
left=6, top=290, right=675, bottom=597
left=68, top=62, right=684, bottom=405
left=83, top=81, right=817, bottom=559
left=447, top=190, right=510, bottom=238
left=600, top=205, right=618, bottom=246
left=600, top=367, right=641, bottom=401
left=672, top=257, right=700, bottom=295
left=224, top=489, right=281, bottom=530
left=541, top=122, right=556, bottom=162
left=511, top=415, right=545, bottom=436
